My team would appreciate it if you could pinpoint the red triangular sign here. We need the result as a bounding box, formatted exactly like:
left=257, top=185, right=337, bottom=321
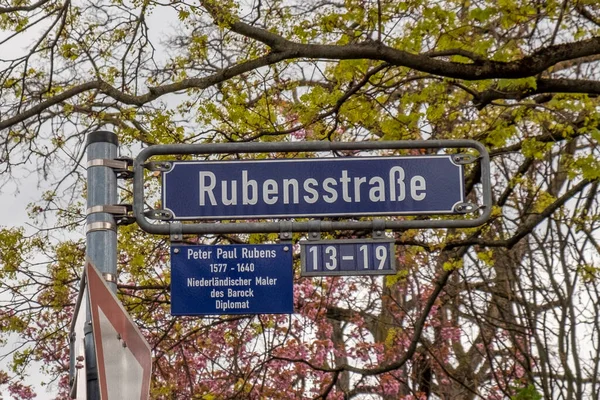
left=86, top=260, right=152, bottom=400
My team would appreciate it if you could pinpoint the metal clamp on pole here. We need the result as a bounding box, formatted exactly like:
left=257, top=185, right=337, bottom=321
left=86, top=221, right=116, bottom=233
left=87, top=157, right=134, bottom=179
left=87, top=204, right=135, bottom=226
left=114, top=157, right=134, bottom=179
left=88, top=158, right=128, bottom=170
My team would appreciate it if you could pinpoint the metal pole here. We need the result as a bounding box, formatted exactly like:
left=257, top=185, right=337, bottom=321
left=85, top=131, right=119, bottom=400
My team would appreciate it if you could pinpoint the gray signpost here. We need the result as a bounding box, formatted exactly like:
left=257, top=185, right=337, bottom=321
left=84, top=131, right=119, bottom=400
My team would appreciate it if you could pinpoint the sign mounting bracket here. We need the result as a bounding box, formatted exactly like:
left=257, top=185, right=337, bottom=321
left=308, top=220, right=321, bottom=241
left=170, top=222, right=183, bottom=242
left=372, top=219, right=386, bottom=240
left=279, top=221, right=292, bottom=242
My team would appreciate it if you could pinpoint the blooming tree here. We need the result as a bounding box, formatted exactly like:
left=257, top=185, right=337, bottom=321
left=1, top=0, right=600, bottom=399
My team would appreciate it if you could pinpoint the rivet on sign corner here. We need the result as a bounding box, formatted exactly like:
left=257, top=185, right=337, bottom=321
left=174, top=248, right=180, bottom=254
left=283, top=246, right=289, bottom=252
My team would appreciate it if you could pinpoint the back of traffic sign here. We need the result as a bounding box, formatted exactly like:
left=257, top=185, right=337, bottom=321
left=86, top=260, right=152, bottom=400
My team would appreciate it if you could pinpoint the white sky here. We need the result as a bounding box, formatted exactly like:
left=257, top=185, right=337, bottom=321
left=0, top=182, right=56, bottom=399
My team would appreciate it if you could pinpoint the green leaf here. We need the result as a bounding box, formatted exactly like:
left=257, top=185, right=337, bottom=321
left=511, top=384, right=543, bottom=400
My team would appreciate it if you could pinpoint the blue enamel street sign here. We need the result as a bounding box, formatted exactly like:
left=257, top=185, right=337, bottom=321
left=162, top=156, right=465, bottom=220
left=170, top=244, right=293, bottom=315
left=301, top=239, right=396, bottom=276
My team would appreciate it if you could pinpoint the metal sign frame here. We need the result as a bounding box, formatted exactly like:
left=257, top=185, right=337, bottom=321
left=133, top=140, right=492, bottom=235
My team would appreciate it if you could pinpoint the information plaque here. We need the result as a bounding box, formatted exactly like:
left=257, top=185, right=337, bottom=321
left=301, top=239, right=396, bottom=276
left=171, top=244, right=293, bottom=315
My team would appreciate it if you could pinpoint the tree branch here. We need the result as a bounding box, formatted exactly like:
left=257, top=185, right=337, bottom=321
left=226, top=19, right=600, bottom=80
left=0, top=51, right=289, bottom=130
left=473, top=78, right=600, bottom=108
left=4, top=17, right=600, bottom=130
left=0, top=0, right=53, bottom=13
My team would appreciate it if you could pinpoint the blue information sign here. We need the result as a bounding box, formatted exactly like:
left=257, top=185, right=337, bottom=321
left=162, top=156, right=464, bottom=220
left=170, top=244, right=293, bottom=315
left=301, top=240, right=396, bottom=276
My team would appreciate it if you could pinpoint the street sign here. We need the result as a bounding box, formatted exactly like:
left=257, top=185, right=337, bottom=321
left=86, top=260, right=152, bottom=400
left=170, top=244, right=294, bottom=315
left=301, top=239, right=396, bottom=276
left=162, top=156, right=465, bottom=220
